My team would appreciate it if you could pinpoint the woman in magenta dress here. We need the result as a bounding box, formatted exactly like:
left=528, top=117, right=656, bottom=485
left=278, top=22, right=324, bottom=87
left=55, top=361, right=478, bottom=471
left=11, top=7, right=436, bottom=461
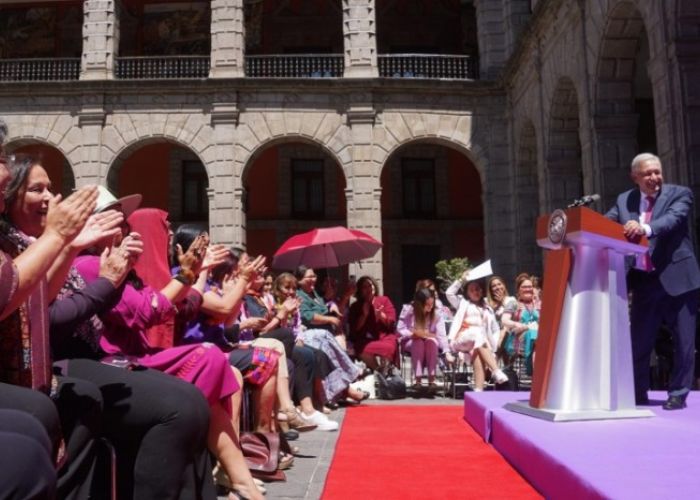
left=75, top=208, right=264, bottom=500
left=348, top=275, right=399, bottom=371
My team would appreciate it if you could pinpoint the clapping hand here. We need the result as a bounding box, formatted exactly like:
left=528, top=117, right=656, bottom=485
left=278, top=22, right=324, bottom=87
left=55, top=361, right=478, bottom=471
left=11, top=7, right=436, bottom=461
left=201, top=243, right=229, bottom=271
left=238, top=255, right=266, bottom=282
left=98, top=232, right=143, bottom=288
left=70, top=209, right=124, bottom=250
left=45, top=186, right=98, bottom=243
left=178, top=233, right=209, bottom=276
left=282, top=296, right=300, bottom=315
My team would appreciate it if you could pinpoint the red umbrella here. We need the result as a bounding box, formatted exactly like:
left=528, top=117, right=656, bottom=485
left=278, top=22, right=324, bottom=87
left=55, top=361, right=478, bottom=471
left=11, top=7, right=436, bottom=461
left=272, top=226, right=382, bottom=270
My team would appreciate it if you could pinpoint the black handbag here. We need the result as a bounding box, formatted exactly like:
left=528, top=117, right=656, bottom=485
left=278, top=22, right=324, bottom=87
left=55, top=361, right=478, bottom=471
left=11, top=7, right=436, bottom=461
left=375, top=369, right=407, bottom=400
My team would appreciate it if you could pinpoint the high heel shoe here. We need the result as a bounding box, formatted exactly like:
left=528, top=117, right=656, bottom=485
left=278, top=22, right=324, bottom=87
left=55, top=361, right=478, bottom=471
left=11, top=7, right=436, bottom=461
left=278, top=408, right=317, bottom=432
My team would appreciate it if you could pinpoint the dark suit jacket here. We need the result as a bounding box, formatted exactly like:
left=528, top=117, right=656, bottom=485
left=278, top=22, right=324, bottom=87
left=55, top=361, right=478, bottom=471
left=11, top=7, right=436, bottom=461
left=605, top=183, right=700, bottom=297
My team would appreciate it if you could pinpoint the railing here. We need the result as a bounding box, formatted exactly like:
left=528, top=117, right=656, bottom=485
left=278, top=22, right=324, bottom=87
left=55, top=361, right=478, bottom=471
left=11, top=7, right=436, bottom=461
left=0, top=58, right=80, bottom=82
left=378, top=54, right=478, bottom=80
left=245, top=54, right=343, bottom=78
left=115, top=56, right=210, bottom=79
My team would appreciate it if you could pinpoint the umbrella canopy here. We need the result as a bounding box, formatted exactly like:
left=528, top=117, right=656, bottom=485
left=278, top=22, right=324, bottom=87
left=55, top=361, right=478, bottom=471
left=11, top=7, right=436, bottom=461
left=272, top=226, right=382, bottom=270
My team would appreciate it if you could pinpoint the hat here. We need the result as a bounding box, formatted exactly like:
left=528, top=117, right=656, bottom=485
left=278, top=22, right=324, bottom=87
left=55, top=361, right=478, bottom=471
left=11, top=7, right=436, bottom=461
left=94, top=185, right=142, bottom=218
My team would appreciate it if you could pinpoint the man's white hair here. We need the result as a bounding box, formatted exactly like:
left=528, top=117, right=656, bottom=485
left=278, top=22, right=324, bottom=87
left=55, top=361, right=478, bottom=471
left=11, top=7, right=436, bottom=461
left=630, top=152, right=661, bottom=172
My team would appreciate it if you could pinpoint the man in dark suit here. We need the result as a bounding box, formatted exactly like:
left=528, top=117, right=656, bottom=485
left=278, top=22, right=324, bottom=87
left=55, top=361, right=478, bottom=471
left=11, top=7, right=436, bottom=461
left=606, top=153, right=700, bottom=410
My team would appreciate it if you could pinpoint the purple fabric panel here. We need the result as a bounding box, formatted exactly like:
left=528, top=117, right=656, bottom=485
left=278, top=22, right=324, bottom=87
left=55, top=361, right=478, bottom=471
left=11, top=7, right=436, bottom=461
left=465, top=391, right=700, bottom=499
left=463, top=391, right=498, bottom=442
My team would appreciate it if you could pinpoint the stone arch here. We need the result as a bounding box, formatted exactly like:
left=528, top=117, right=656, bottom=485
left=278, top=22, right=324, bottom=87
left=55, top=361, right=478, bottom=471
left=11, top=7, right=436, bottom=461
left=515, top=120, right=541, bottom=275
left=378, top=135, right=488, bottom=182
left=547, top=76, right=584, bottom=211
left=594, top=1, right=654, bottom=205
left=239, top=134, right=349, bottom=186
left=107, top=137, right=210, bottom=224
left=4, top=138, right=76, bottom=197
left=242, top=135, right=349, bottom=260
left=3, top=117, right=82, bottom=175
left=379, top=136, right=485, bottom=305
left=108, top=135, right=211, bottom=184
left=234, top=112, right=351, bottom=180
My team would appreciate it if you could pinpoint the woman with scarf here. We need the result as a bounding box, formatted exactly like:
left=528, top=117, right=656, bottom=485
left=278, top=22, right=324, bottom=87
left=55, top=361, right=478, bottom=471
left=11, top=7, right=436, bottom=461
left=0, top=144, right=92, bottom=499
left=285, top=268, right=365, bottom=404
left=0, top=155, right=219, bottom=499
left=446, top=272, right=509, bottom=391
left=486, top=275, right=517, bottom=357
left=74, top=207, right=263, bottom=500
left=501, top=273, right=541, bottom=376
left=174, top=237, right=297, bottom=439
left=271, top=273, right=344, bottom=430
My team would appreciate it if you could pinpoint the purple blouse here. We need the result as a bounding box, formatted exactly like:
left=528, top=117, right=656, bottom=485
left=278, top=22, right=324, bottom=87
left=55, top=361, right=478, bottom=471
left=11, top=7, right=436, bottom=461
left=396, top=303, right=449, bottom=352
left=74, top=255, right=175, bottom=357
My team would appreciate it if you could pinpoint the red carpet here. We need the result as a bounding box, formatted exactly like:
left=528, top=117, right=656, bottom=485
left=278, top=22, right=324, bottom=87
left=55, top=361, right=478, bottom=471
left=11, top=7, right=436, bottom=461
left=322, top=405, right=541, bottom=500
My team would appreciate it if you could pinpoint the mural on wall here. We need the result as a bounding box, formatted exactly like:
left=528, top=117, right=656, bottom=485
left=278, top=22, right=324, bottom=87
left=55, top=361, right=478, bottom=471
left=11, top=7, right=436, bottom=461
left=0, top=6, right=82, bottom=59
left=142, top=3, right=210, bottom=55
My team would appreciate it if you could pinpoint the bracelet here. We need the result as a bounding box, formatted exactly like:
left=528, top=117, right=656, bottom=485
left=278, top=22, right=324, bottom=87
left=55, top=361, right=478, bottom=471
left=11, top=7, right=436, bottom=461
left=174, top=269, right=195, bottom=286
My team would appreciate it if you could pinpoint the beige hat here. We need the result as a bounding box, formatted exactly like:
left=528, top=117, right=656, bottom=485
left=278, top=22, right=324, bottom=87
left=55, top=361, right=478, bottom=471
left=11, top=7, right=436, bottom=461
left=94, top=185, right=142, bottom=217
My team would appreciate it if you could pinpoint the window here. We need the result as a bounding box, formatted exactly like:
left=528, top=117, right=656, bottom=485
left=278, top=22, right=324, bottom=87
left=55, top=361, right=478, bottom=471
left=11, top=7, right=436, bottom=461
left=292, top=159, right=324, bottom=218
left=402, top=158, right=435, bottom=217
left=182, top=161, right=209, bottom=220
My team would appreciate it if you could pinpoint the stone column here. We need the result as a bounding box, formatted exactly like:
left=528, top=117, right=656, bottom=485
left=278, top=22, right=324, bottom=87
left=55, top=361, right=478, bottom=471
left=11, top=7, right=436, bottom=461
left=209, top=94, right=241, bottom=246
left=473, top=0, right=507, bottom=80
left=345, top=95, right=383, bottom=291
left=342, top=0, right=378, bottom=78
left=81, top=0, right=118, bottom=80
left=210, top=0, right=245, bottom=78
left=74, top=95, right=106, bottom=188
left=503, top=0, right=532, bottom=60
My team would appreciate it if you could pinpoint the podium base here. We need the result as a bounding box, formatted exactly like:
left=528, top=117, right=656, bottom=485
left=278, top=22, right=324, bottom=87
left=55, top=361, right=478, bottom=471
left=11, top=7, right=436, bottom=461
left=504, top=400, right=655, bottom=422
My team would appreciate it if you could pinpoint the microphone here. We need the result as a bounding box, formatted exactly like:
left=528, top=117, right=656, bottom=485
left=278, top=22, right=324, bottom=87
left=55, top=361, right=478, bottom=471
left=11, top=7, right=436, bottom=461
left=567, top=194, right=601, bottom=208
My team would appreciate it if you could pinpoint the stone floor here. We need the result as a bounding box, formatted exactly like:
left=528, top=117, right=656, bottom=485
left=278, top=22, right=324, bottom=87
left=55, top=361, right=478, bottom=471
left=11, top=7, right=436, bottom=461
left=219, top=391, right=466, bottom=500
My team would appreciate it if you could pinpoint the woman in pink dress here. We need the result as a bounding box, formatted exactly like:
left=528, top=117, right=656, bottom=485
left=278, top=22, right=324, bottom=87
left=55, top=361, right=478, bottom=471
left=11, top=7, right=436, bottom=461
left=75, top=208, right=264, bottom=500
left=348, top=276, right=399, bottom=371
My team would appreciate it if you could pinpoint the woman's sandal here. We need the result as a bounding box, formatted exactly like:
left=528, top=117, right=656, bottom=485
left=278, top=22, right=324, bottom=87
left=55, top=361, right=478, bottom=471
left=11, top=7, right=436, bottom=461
left=278, top=408, right=317, bottom=432
left=278, top=451, right=294, bottom=470
left=214, top=464, right=267, bottom=496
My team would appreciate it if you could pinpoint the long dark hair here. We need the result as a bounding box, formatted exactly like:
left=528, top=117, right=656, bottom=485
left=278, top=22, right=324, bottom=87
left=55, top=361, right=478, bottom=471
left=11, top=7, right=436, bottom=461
left=4, top=154, right=40, bottom=214
left=354, top=275, right=379, bottom=302
left=210, top=251, right=237, bottom=286
left=172, top=223, right=207, bottom=267
left=412, top=287, right=435, bottom=330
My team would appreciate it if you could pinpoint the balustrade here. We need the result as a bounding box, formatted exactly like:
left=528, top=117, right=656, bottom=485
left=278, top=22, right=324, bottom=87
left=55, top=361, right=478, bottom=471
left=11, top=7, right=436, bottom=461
left=115, top=56, right=210, bottom=79
left=0, top=58, right=80, bottom=82
left=378, top=54, right=478, bottom=80
left=245, top=54, right=344, bottom=78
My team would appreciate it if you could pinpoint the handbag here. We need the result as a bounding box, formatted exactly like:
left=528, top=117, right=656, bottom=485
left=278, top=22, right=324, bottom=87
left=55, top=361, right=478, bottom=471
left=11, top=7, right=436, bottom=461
left=240, top=431, right=286, bottom=482
left=375, top=368, right=406, bottom=400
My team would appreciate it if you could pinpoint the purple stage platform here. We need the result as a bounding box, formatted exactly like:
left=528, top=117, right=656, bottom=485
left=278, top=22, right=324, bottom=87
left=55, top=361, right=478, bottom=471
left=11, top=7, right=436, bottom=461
left=464, top=391, right=700, bottom=499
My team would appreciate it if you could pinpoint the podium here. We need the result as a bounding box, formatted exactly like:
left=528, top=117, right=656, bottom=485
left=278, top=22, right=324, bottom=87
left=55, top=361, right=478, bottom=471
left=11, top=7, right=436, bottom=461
left=505, top=207, right=654, bottom=421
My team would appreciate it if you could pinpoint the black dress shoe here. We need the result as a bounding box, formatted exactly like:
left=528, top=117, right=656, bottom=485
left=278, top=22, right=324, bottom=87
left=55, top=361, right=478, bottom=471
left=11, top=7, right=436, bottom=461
left=662, top=395, right=687, bottom=411
left=284, top=429, right=300, bottom=441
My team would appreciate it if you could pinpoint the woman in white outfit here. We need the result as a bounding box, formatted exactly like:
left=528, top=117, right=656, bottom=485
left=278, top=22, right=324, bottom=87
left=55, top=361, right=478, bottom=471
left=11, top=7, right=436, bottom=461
left=446, top=273, right=508, bottom=391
